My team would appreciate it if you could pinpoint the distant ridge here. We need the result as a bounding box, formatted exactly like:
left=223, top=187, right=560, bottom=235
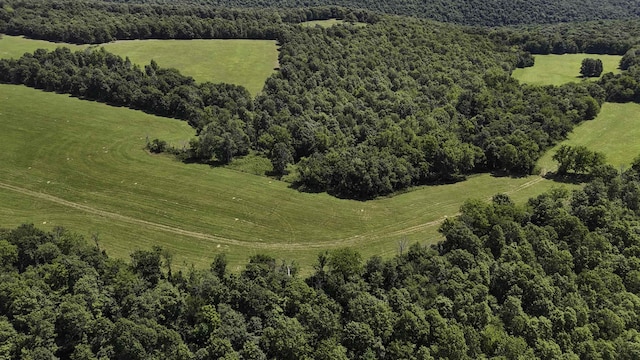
left=106, top=0, right=640, bottom=26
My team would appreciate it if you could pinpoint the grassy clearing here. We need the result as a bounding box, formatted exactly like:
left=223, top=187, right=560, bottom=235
left=300, top=19, right=367, bottom=28
left=512, top=54, right=622, bottom=86
left=0, top=35, right=279, bottom=96
left=101, top=39, right=279, bottom=96
left=0, top=34, right=87, bottom=59
left=0, top=85, right=572, bottom=272
left=537, top=102, right=640, bottom=172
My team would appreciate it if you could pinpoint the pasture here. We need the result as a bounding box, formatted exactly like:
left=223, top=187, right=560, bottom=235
left=0, top=85, right=569, bottom=272
left=512, top=54, right=622, bottom=86
left=0, top=34, right=87, bottom=58
left=0, top=35, right=279, bottom=96
left=101, top=39, right=279, bottom=96
left=537, top=102, right=640, bottom=172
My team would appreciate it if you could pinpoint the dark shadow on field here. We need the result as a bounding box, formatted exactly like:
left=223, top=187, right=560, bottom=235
left=287, top=173, right=471, bottom=201
left=287, top=181, right=325, bottom=194
left=206, top=159, right=229, bottom=167
left=542, top=171, right=589, bottom=185
left=177, top=157, right=217, bottom=166
left=489, top=170, right=531, bottom=179
left=264, top=170, right=283, bottom=177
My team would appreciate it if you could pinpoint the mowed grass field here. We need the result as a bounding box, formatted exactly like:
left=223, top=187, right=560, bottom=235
left=512, top=54, right=622, bottom=86
left=0, top=84, right=569, bottom=272
left=0, top=34, right=87, bottom=58
left=0, top=35, right=278, bottom=96
left=537, top=102, right=640, bottom=171
left=101, top=39, right=278, bottom=96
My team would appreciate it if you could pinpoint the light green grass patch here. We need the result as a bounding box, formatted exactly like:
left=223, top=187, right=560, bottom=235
left=223, top=152, right=273, bottom=176
left=512, top=54, right=622, bottom=86
left=537, top=102, right=640, bottom=172
left=300, top=19, right=367, bottom=28
left=0, top=85, right=572, bottom=273
left=101, top=39, right=279, bottom=96
left=0, top=35, right=279, bottom=96
left=0, top=34, right=87, bottom=59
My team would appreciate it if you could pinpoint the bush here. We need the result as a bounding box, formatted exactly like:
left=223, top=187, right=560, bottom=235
left=580, top=58, right=603, bottom=78
left=147, top=138, right=167, bottom=154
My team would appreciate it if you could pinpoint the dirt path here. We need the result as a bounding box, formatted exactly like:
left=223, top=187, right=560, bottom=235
left=0, top=179, right=371, bottom=249
left=0, top=176, right=546, bottom=249
left=0, top=181, right=294, bottom=249
left=377, top=176, right=546, bottom=238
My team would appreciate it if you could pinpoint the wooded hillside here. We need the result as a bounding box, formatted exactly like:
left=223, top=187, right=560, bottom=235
left=4, top=163, right=640, bottom=359
left=102, top=0, right=640, bottom=26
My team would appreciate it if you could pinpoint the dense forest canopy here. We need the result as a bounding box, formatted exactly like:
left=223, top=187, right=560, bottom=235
left=0, top=0, right=380, bottom=44
left=493, top=20, right=640, bottom=55
left=5, top=163, right=640, bottom=358
left=100, top=0, right=640, bottom=27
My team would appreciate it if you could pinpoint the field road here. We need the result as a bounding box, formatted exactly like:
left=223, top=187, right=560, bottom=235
left=0, top=176, right=545, bottom=249
left=366, top=175, right=545, bottom=239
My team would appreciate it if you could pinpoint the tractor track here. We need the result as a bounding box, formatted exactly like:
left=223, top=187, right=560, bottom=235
left=0, top=176, right=546, bottom=249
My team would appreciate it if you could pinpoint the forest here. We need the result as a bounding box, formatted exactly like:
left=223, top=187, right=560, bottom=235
left=99, top=0, right=640, bottom=27
left=4, top=161, right=640, bottom=359
left=4, top=0, right=640, bottom=199
left=0, top=0, right=376, bottom=44
left=493, top=20, right=640, bottom=56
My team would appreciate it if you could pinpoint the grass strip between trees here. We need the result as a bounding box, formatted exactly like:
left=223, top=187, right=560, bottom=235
left=0, top=35, right=279, bottom=96
left=512, top=53, right=622, bottom=86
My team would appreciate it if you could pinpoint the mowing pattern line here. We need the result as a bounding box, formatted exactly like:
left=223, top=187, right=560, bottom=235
left=0, top=181, right=286, bottom=248
left=0, top=181, right=388, bottom=249
left=0, top=176, right=545, bottom=249
left=375, top=176, right=545, bottom=238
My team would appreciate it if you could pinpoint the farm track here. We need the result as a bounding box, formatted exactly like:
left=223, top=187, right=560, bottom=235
left=0, top=180, right=354, bottom=249
left=351, top=175, right=546, bottom=240
left=0, top=176, right=545, bottom=249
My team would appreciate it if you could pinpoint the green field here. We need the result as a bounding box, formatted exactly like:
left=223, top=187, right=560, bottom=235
left=0, top=35, right=279, bottom=96
left=101, top=39, right=279, bottom=96
left=538, top=102, right=640, bottom=172
left=300, top=19, right=367, bottom=27
left=0, top=34, right=88, bottom=58
left=512, top=54, right=622, bottom=86
left=0, top=84, right=570, bottom=272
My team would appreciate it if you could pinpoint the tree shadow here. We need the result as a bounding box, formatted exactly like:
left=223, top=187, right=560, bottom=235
left=179, top=157, right=218, bottom=167
left=543, top=171, right=590, bottom=185
left=489, top=170, right=531, bottom=179
left=287, top=181, right=325, bottom=194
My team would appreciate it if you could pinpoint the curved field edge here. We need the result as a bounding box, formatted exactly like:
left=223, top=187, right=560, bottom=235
left=0, top=84, right=572, bottom=271
left=0, top=34, right=88, bottom=58
left=512, top=53, right=622, bottom=86
left=0, top=35, right=279, bottom=96
left=537, top=102, right=640, bottom=172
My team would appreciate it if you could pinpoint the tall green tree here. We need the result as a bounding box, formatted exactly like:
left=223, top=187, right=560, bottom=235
left=553, top=145, right=606, bottom=175
left=581, top=58, right=604, bottom=77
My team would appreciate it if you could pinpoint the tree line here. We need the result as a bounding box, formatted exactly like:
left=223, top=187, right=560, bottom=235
left=492, top=20, right=640, bottom=55
left=598, top=48, right=640, bottom=103
left=0, top=0, right=376, bottom=44
left=105, top=0, right=640, bottom=27
left=0, top=46, right=254, bottom=137
left=0, top=20, right=605, bottom=199
left=5, top=159, right=640, bottom=358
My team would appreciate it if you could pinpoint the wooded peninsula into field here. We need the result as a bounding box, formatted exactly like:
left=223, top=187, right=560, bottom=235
left=2, top=0, right=640, bottom=358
